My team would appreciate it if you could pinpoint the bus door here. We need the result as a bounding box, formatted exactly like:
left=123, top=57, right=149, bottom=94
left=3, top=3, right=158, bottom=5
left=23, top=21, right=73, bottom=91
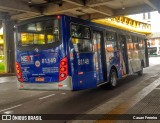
left=70, top=24, right=96, bottom=90
left=93, top=31, right=104, bottom=84
left=119, top=35, right=129, bottom=75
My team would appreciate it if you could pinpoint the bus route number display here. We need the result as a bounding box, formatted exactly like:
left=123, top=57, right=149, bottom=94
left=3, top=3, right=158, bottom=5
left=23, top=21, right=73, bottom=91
left=78, top=59, right=89, bottom=65
left=42, top=58, right=56, bottom=64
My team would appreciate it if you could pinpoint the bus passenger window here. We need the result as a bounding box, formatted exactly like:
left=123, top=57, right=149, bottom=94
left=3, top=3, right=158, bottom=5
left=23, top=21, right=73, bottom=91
left=71, top=24, right=92, bottom=53
left=106, top=31, right=117, bottom=52
left=139, top=39, right=145, bottom=50
left=83, top=39, right=92, bottom=52
left=132, top=36, right=139, bottom=50
left=106, top=42, right=114, bottom=52
left=71, top=24, right=91, bottom=39
left=84, top=27, right=90, bottom=39
left=72, top=38, right=92, bottom=52
left=18, top=18, right=60, bottom=46
left=126, top=36, right=134, bottom=50
left=71, top=25, right=82, bottom=38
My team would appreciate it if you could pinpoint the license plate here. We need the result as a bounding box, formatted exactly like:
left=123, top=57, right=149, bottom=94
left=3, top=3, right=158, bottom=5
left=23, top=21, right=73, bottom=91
left=36, top=77, right=44, bottom=81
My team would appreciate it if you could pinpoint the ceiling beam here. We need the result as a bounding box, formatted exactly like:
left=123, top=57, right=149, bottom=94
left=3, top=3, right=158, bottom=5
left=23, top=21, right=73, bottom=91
left=80, top=13, right=108, bottom=20
left=115, top=5, right=153, bottom=16
left=11, top=13, right=41, bottom=20
left=43, top=2, right=81, bottom=15
left=91, top=5, right=114, bottom=16
left=144, top=0, right=157, bottom=10
left=86, top=0, right=113, bottom=7
left=147, top=0, right=160, bottom=12
left=44, top=1, right=114, bottom=17
left=0, top=0, right=40, bottom=14
left=63, top=0, right=84, bottom=6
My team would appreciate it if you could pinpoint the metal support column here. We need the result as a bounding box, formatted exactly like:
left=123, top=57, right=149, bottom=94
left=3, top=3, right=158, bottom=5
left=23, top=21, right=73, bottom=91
left=2, top=16, right=16, bottom=73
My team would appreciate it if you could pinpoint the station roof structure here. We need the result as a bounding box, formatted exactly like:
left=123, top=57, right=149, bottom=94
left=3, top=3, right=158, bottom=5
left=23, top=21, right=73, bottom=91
left=0, top=0, right=159, bottom=20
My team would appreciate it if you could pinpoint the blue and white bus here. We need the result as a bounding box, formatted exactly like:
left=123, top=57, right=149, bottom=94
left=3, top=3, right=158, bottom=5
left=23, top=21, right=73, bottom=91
left=15, top=15, right=149, bottom=90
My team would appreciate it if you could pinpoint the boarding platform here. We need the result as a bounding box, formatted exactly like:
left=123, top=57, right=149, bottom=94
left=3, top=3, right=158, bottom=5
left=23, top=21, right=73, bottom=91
left=71, top=72, right=160, bottom=123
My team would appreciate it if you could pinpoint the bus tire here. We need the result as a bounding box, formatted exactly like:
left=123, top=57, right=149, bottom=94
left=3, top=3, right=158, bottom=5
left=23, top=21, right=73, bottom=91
left=138, top=65, right=143, bottom=76
left=108, top=69, right=117, bottom=89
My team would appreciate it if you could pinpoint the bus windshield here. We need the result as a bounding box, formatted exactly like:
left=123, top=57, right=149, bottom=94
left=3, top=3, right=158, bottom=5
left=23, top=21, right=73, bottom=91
left=17, top=19, right=60, bottom=46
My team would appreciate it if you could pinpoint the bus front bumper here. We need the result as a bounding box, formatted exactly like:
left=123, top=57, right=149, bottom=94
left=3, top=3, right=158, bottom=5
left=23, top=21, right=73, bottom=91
left=17, top=76, right=73, bottom=90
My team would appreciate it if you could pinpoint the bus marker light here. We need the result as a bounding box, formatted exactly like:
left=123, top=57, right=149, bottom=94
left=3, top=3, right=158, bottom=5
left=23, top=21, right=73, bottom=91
left=61, top=61, right=66, bottom=66
left=57, top=15, right=61, bottom=19
left=78, top=72, right=83, bottom=75
left=58, top=84, right=63, bottom=87
left=63, top=85, right=67, bottom=87
left=20, top=84, right=24, bottom=88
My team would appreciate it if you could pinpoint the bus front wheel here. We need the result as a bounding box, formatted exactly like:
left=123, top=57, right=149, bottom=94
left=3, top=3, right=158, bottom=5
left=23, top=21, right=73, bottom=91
left=108, top=69, right=117, bottom=89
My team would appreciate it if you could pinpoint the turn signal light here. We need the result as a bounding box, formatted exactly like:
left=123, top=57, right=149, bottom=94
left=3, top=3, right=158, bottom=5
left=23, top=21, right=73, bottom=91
left=60, top=67, right=66, bottom=72
left=59, top=57, right=68, bottom=81
left=16, top=62, right=24, bottom=82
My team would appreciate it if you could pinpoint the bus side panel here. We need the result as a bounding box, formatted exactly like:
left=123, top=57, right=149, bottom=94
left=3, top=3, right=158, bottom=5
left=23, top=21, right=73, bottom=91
left=69, top=48, right=97, bottom=90
left=72, top=54, right=96, bottom=90
left=61, top=15, right=72, bottom=76
left=68, top=17, right=97, bottom=90
left=105, top=51, right=122, bottom=79
left=62, top=16, right=79, bottom=89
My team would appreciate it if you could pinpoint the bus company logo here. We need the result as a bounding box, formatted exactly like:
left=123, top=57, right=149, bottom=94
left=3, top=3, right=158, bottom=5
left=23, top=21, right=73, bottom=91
left=2, top=115, right=11, bottom=120
left=1, top=115, right=42, bottom=121
left=35, top=60, right=40, bottom=67
left=21, top=55, right=33, bottom=62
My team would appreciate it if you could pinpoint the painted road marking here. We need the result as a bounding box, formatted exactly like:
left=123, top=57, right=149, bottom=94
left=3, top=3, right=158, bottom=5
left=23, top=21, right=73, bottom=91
left=0, top=104, right=22, bottom=113
left=61, top=93, right=66, bottom=95
left=155, top=88, right=160, bottom=90
left=0, top=77, right=16, bottom=84
left=4, top=110, right=14, bottom=114
left=0, top=81, right=12, bottom=84
left=39, top=94, right=55, bottom=100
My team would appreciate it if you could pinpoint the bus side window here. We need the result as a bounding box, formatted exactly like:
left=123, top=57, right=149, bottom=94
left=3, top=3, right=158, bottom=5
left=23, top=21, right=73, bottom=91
left=106, top=31, right=117, bottom=52
left=72, top=38, right=80, bottom=52
left=132, top=36, right=139, bottom=50
left=126, top=35, right=134, bottom=50
left=71, top=24, right=92, bottom=53
left=139, top=38, right=145, bottom=50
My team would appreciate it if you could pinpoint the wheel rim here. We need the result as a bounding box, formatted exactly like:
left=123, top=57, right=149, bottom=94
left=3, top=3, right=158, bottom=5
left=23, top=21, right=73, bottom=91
left=111, top=73, right=117, bottom=86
